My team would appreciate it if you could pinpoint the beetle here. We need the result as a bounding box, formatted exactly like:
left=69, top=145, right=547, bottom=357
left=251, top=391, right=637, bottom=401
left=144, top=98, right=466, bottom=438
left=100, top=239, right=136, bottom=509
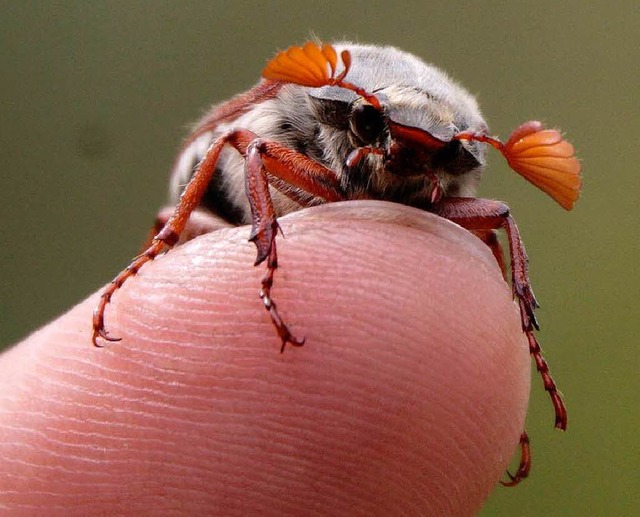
left=92, top=42, right=581, bottom=485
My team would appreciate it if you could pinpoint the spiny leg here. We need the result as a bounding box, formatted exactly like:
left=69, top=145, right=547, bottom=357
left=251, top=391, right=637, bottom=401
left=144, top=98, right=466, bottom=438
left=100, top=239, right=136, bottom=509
left=243, top=138, right=344, bottom=351
left=244, top=145, right=304, bottom=350
left=525, top=331, right=567, bottom=429
left=433, top=197, right=567, bottom=430
left=472, top=224, right=565, bottom=426
left=243, top=137, right=345, bottom=350
left=260, top=237, right=305, bottom=353
left=92, top=240, right=168, bottom=346
left=99, top=209, right=235, bottom=347
left=502, top=212, right=566, bottom=430
left=93, top=209, right=199, bottom=347
left=92, top=133, right=239, bottom=347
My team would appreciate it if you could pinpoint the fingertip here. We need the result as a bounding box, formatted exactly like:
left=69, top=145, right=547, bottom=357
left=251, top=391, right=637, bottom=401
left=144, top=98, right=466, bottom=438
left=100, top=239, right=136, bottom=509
left=113, top=201, right=532, bottom=512
left=0, top=201, right=530, bottom=515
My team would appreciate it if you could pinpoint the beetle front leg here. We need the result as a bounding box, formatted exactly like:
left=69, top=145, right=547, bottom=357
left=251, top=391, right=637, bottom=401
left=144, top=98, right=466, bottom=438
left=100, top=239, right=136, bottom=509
left=433, top=198, right=567, bottom=430
left=244, top=141, right=303, bottom=351
left=244, top=139, right=345, bottom=352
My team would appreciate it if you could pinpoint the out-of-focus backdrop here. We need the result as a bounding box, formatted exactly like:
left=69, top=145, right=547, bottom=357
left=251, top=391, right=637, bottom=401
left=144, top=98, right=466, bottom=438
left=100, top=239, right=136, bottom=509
left=1, top=2, right=637, bottom=514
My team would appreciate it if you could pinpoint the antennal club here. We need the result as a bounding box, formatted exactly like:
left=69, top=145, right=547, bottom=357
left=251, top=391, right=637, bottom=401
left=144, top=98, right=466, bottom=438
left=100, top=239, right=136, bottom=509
left=262, top=42, right=381, bottom=109
left=455, top=121, right=581, bottom=210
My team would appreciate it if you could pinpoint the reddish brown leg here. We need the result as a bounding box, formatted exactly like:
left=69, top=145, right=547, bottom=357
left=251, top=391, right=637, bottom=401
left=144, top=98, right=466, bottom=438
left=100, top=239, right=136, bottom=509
left=501, top=431, right=531, bottom=487
left=93, top=129, right=344, bottom=349
left=243, top=138, right=345, bottom=351
left=243, top=140, right=301, bottom=350
left=433, top=197, right=568, bottom=431
left=92, top=134, right=234, bottom=346
left=259, top=238, right=303, bottom=353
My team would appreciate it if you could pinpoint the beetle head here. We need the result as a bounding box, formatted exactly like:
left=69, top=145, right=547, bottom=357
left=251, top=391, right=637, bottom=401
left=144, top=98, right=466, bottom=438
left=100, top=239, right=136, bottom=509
left=263, top=42, right=581, bottom=209
left=311, top=77, right=488, bottom=202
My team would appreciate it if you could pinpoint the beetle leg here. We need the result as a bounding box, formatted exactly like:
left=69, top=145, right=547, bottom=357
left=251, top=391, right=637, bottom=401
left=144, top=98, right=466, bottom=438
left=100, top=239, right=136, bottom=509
left=243, top=138, right=345, bottom=351
left=500, top=431, right=531, bottom=487
left=92, top=134, right=236, bottom=346
left=433, top=198, right=567, bottom=431
left=244, top=141, right=299, bottom=351
left=93, top=129, right=343, bottom=349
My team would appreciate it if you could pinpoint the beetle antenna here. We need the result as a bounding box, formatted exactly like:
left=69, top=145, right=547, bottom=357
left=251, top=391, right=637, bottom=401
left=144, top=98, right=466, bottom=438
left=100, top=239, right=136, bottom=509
left=454, top=122, right=581, bottom=210
left=262, top=42, right=382, bottom=110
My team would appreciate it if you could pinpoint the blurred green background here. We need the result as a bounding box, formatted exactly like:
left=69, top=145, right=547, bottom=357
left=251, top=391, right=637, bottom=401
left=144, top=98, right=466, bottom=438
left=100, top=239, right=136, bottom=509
left=1, top=1, right=637, bottom=514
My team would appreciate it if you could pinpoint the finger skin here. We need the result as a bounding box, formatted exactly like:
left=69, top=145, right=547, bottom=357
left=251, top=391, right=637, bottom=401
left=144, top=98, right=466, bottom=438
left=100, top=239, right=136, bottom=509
left=0, top=201, right=530, bottom=516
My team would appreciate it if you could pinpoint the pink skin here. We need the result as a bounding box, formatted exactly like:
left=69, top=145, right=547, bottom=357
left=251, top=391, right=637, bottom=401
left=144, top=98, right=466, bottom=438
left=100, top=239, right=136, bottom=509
left=0, top=201, right=529, bottom=515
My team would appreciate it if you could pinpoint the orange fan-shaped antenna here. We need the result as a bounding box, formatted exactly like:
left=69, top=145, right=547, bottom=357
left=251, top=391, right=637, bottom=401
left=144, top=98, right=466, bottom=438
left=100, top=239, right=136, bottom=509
left=502, top=121, right=581, bottom=210
left=262, top=42, right=350, bottom=87
left=262, top=42, right=380, bottom=109
left=455, top=121, right=581, bottom=210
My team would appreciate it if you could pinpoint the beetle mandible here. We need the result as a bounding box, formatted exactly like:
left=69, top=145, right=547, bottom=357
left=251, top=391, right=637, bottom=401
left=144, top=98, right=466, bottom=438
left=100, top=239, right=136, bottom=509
left=92, top=42, right=581, bottom=485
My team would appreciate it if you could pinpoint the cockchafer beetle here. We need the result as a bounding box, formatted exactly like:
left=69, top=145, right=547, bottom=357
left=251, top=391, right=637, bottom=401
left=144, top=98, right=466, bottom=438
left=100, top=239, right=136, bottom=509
left=92, top=42, right=581, bottom=485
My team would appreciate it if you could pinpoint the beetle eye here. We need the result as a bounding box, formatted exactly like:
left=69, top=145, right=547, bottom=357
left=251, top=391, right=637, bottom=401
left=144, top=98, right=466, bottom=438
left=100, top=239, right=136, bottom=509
left=350, top=103, right=385, bottom=145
